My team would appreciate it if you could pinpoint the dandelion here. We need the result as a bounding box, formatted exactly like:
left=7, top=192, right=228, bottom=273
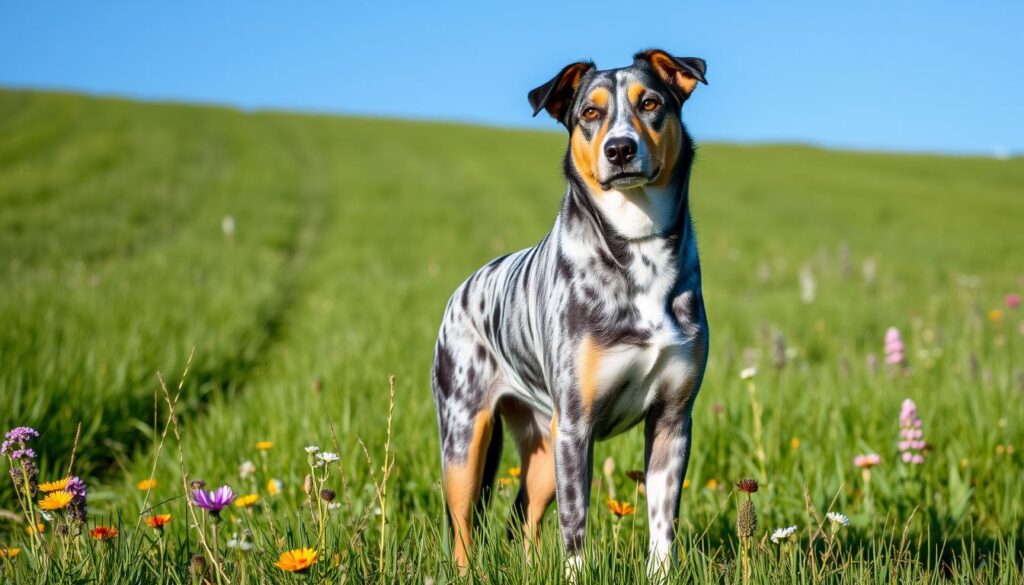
left=898, top=399, right=926, bottom=465
left=1007, top=294, right=1022, bottom=309
left=90, top=526, right=119, bottom=541
left=136, top=478, right=157, bottom=491
left=256, top=441, right=273, bottom=451
left=145, top=514, right=173, bottom=530
left=853, top=454, right=882, bottom=469
left=39, top=478, right=70, bottom=493
left=38, top=490, right=73, bottom=511
left=192, top=485, right=235, bottom=517
left=770, top=526, right=797, bottom=544
left=239, top=460, right=257, bottom=479
left=605, top=499, right=635, bottom=517
left=233, top=494, right=260, bottom=508
left=0, top=547, right=21, bottom=559
left=508, top=467, right=521, bottom=478
left=274, top=548, right=318, bottom=573
left=266, top=479, right=282, bottom=496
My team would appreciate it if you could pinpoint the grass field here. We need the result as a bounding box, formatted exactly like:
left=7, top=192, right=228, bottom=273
left=1, top=88, right=1022, bottom=583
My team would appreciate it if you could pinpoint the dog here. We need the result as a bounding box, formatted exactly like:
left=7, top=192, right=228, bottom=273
left=431, top=49, right=709, bottom=578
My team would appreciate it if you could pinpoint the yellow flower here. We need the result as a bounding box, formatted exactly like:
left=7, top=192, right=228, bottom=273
left=605, top=499, right=636, bottom=517
left=989, top=309, right=1004, bottom=323
left=706, top=479, right=718, bottom=490
left=234, top=494, right=260, bottom=508
left=274, top=548, right=318, bottom=573
left=38, top=490, right=73, bottom=511
left=790, top=437, right=801, bottom=450
left=25, top=523, right=44, bottom=535
left=683, top=479, right=691, bottom=489
left=38, top=478, right=70, bottom=493
left=256, top=441, right=273, bottom=451
left=498, top=477, right=515, bottom=487
left=137, top=478, right=158, bottom=491
left=266, top=479, right=282, bottom=496
left=507, top=467, right=521, bottom=478
left=0, top=547, right=21, bottom=559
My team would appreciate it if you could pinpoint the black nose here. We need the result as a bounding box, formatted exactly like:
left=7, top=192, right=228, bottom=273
left=604, top=137, right=637, bottom=166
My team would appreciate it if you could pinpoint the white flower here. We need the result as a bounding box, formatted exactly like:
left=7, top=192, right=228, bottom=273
left=239, top=460, right=257, bottom=479
left=770, top=526, right=797, bottom=544
left=740, top=367, right=757, bottom=380
left=304, top=445, right=320, bottom=454
left=316, top=451, right=340, bottom=463
left=39, top=510, right=54, bottom=522
left=221, top=215, right=236, bottom=237
left=226, top=533, right=253, bottom=551
left=826, top=512, right=849, bottom=527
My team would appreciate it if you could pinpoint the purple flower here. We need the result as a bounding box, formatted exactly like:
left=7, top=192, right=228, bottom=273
left=884, top=327, right=906, bottom=366
left=4, top=427, right=39, bottom=443
left=66, top=476, right=88, bottom=526
left=898, top=399, right=926, bottom=465
left=10, top=448, right=36, bottom=460
left=192, top=485, right=235, bottom=516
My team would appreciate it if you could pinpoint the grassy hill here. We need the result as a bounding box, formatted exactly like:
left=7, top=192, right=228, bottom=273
left=0, top=89, right=1021, bottom=582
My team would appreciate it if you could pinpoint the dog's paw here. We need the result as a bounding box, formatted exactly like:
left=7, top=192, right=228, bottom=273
left=563, top=555, right=584, bottom=583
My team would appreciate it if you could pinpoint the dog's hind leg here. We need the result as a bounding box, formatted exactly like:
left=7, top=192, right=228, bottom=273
left=442, top=408, right=495, bottom=570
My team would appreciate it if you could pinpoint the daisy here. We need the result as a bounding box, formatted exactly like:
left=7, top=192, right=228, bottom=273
left=316, top=452, right=340, bottom=464
left=770, top=526, right=797, bottom=544
left=192, top=485, right=235, bottom=517
left=274, top=548, right=318, bottom=573
left=38, top=490, right=73, bottom=511
left=826, top=512, right=849, bottom=527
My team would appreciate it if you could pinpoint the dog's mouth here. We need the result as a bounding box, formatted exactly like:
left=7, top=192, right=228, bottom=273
left=600, top=166, right=661, bottom=191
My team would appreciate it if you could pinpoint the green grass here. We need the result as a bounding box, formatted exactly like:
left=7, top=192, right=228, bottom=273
left=0, top=88, right=1022, bottom=583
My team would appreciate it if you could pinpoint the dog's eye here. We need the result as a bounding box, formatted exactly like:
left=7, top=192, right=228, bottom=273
left=581, top=107, right=602, bottom=122
left=641, top=98, right=660, bottom=112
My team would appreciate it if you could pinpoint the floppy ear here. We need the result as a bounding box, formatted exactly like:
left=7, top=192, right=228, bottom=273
left=528, top=61, right=595, bottom=124
left=634, top=49, right=707, bottom=103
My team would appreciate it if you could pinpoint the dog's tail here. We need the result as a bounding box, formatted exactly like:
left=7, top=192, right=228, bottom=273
left=477, top=414, right=504, bottom=507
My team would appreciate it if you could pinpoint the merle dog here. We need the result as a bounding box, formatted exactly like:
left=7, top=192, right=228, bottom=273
left=432, top=49, right=709, bottom=578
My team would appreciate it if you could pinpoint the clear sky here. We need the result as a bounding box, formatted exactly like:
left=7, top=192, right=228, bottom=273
left=2, top=1, right=1021, bottom=155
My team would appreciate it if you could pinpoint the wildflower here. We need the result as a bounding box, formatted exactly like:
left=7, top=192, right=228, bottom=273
left=190, top=555, right=209, bottom=581
left=1007, top=294, right=1022, bottom=309
left=221, top=215, right=236, bottom=238
left=706, top=479, right=718, bottom=490
left=256, top=441, right=273, bottom=451
left=770, top=526, right=797, bottom=544
left=65, top=476, right=87, bottom=526
left=266, top=478, right=283, bottom=496
left=853, top=454, right=882, bottom=468
left=38, top=490, right=73, bottom=511
left=790, top=437, right=800, bottom=450
left=192, top=485, right=235, bottom=517
left=740, top=367, right=757, bottom=380
left=90, top=526, right=119, bottom=541
left=275, top=548, right=319, bottom=573
left=233, top=494, right=260, bottom=508
left=683, top=479, right=690, bottom=489
left=25, top=523, right=44, bottom=535
left=0, top=547, right=21, bottom=559
left=736, top=499, right=757, bottom=538
left=799, top=265, right=816, bottom=303
left=2, top=427, right=39, bottom=450
left=737, top=478, right=759, bottom=494
left=508, top=467, right=521, bottom=478
left=320, top=488, right=336, bottom=502
left=989, top=309, right=1004, bottom=323
left=884, top=327, right=907, bottom=368
left=137, top=478, right=157, bottom=491
left=898, top=399, right=926, bottom=465
left=39, top=478, right=70, bottom=493
left=227, top=532, right=254, bottom=552
left=605, top=499, right=636, bottom=517
left=145, top=514, right=173, bottom=530
left=826, top=512, right=849, bottom=528
left=304, top=445, right=320, bottom=454
left=239, top=460, right=257, bottom=479
left=316, top=451, right=340, bottom=464
left=498, top=477, right=515, bottom=487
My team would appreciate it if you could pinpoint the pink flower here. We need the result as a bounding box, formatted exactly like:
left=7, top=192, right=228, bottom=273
left=1006, top=293, right=1021, bottom=310
left=884, top=327, right=906, bottom=367
left=898, top=399, right=926, bottom=465
left=853, top=454, right=881, bottom=468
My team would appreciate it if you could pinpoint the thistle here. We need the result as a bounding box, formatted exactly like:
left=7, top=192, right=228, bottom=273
left=735, top=478, right=759, bottom=585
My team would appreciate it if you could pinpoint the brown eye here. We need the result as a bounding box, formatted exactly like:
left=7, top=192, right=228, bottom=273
left=641, top=98, right=660, bottom=112
left=581, top=107, right=601, bottom=122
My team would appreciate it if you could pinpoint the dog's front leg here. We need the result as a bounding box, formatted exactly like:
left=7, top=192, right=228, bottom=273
left=552, top=411, right=594, bottom=579
left=643, top=400, right=694, bottom=580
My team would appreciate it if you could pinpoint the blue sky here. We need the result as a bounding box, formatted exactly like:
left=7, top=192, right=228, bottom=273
left=2, top=1, right=1021, bottom=154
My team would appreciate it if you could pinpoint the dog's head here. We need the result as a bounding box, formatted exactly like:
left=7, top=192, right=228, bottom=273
left=528, top=49, right=706, bottom=193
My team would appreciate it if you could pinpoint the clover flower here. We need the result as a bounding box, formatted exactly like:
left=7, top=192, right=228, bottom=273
left=770, top=526, right=797, bottom=544
left=898, top=399, right=926, bottom=465
left=320, top=489, right=336, bottom=503
left=192, top=485, right=235, bottom=517
left=737, top=478, right=759, bottom=494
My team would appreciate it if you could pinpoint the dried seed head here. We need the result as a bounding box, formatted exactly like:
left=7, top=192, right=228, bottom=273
left=190, top=554, right=208, bottom=579
left=736, top=500, right=758, bottom=539
left=303, top=474, right=313, bottom=496
left=737, top=478, right=759, bottom=494
left=320, top=488, right=336, bottom=502
left=625, top=470, right=645, bottom=483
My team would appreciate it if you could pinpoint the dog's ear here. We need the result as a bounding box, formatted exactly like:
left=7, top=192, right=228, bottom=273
left=634, top=49, right=707, bottom=103
left=528, top=61, right=595, bottom=124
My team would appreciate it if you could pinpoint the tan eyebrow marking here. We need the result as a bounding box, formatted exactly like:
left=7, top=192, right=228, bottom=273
left=627, top=82, right=645, bottom=105
left=588, top=87, right=609, bottom=108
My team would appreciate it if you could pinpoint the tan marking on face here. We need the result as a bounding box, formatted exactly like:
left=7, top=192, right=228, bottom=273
left=579, top=335, right=603, bottom=414
left=589, top=87, right=609, bottom=109
left=627, top=82, right=645, bottom=105
left=444, top=410, right=493, bottom=570
left=570, top=117, right=609, bottom=193
left=651, top=114, right=681, bottom=188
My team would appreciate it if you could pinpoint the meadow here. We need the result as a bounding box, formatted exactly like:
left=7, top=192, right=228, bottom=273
left=0, top=88, right=1022, bottom=583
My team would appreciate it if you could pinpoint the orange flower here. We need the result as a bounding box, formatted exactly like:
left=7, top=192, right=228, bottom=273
left=38, top=490, right=73, bottom=511
left=706, top=479, right=718, bottom=490
left=256, top=441, right=273, bottom=451
left=0, top=547, right=21, bottom=559
left=91, top=526, right=119, bottom=541
left=137, top=478, right=158, bottom=491
left=274, top=548, right=318, bottom=573
left=145, top=514, right=173, bottom=529
left=605, top=499, right=636, bottom=517
left=38, top=478, right=70, bottom=493
left=25, top=523, right=44, bottom=535
left=507, top=467, right=521, bottom=478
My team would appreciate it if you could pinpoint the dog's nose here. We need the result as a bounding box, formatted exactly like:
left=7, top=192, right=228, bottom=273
left=604, top=137, right=637, bottom=166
